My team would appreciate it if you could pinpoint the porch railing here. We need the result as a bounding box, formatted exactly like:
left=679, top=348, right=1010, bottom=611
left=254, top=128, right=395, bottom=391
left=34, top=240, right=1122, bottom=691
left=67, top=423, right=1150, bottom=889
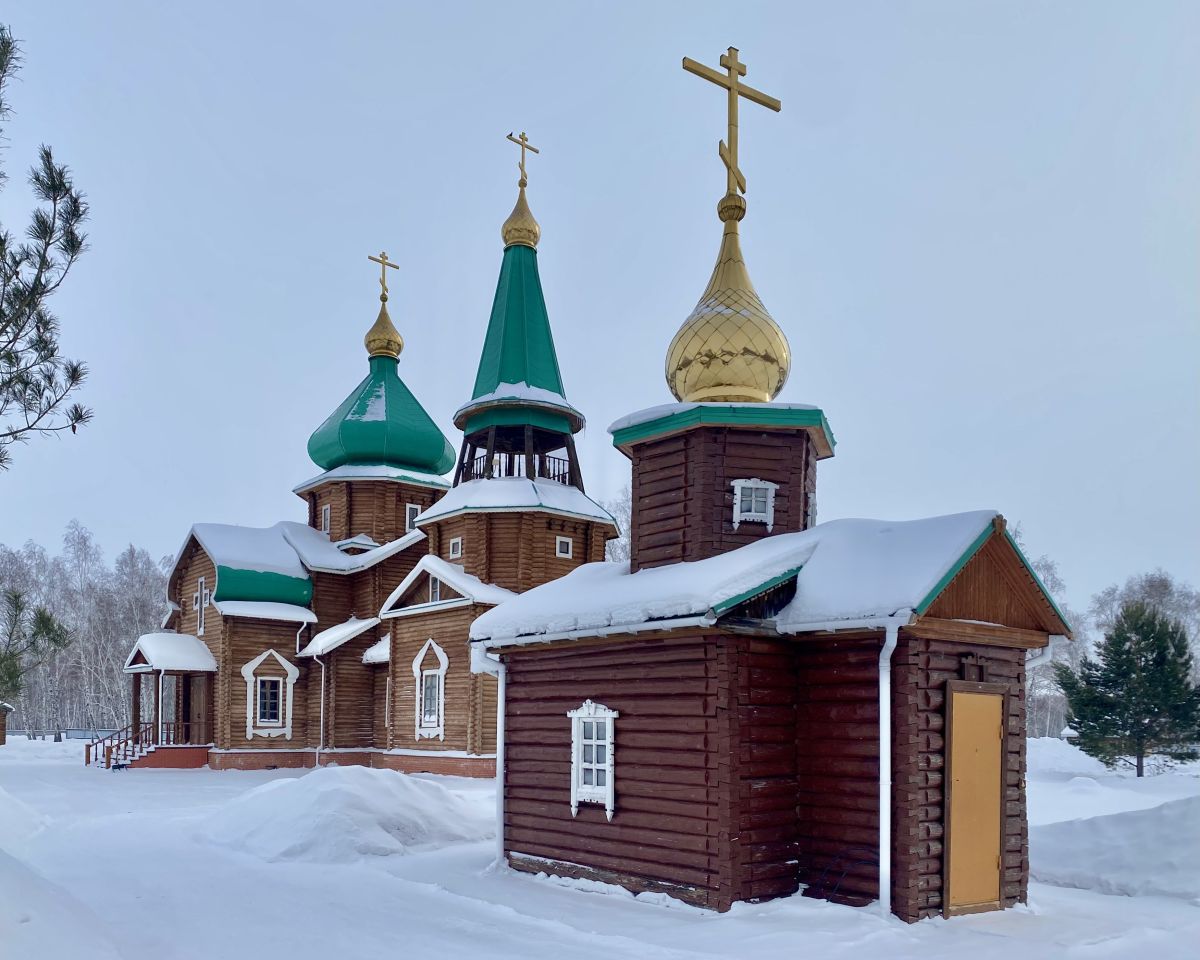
left=85, top=720, right=212, bottom=768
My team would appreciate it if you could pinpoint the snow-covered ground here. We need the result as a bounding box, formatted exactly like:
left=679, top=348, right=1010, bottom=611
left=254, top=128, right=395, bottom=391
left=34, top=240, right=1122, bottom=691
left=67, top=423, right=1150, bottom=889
left=1, top=736, right=1197, bottom=959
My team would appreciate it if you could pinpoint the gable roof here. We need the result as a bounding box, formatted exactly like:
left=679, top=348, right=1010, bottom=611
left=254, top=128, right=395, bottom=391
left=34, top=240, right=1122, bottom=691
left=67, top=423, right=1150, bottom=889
left=471, top=511, right=1068, bottom=646
left=380, top=555, right=515, bottom=617
left=124, top=633, right=218, bottom=673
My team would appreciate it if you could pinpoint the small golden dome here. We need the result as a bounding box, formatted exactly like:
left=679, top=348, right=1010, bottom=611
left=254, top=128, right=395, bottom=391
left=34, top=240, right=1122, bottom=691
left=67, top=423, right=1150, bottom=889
left=364, top=298, right=404, bottom=359
left=501, top=180, right=541, bottom=248
left=665, top=196, right=790, bottom=403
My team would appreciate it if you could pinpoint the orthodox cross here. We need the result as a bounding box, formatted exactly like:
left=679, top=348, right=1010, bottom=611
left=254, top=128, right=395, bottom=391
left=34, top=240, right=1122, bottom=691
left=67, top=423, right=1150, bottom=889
left=682, top=47, right=781, bottom=196
left=506, top=131, right=540, bottom=186
left=368, top=251, right=399, bottom=301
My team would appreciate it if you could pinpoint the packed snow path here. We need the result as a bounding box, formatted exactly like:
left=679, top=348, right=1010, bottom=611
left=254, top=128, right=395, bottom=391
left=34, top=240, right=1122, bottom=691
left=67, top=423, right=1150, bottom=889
left=1, top=738, right=1198, bottom=960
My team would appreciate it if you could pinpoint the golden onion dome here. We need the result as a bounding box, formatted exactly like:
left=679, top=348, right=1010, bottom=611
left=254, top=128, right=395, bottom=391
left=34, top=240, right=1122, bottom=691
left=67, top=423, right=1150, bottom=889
left=501, top=178, right=541, bottom=248
left=363, top=297, right=404, bottom=359
left=665, top=193, right=790, bottom=403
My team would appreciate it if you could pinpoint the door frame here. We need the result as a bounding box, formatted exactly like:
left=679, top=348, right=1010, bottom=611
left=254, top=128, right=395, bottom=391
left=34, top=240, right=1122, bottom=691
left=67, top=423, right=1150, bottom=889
left=943, top=679, right=1008, bottom=918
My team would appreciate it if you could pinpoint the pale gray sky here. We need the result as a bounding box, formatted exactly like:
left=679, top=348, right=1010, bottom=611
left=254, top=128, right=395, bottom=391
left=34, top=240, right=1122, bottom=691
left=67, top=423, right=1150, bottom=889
left=1, top=2, right=1196, bottom=619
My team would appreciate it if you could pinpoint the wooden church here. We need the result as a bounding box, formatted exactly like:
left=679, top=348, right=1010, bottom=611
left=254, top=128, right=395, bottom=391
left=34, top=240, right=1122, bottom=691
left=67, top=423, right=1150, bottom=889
left=93, top=138, right=615, bottom=774
left=468, top=48, right=1070, bottom=921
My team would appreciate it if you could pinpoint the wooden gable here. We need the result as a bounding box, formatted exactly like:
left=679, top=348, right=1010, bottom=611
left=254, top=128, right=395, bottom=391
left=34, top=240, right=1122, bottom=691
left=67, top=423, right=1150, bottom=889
left=923, top=529, right=1070, bottom=636
left=388, top=571, right=465, bottom=612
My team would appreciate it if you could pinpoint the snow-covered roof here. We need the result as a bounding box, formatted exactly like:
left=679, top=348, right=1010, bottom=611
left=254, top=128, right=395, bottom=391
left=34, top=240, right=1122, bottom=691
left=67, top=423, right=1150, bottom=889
left=362, top=637, right=390, bottom=664
left=214, top=601, right=318, bottom=624
left=608, top=401, right=822, bottom=434
left=189, top=523, right=309, bottom=579
left=381, top=555, right=515, bottom=616
left=334, top=534, right=380, bottom=551
left=0, top=702, right=13, bottom=713
left=415, top=477, right=617, bottom=529
left=299, top=617, right=380, bottom=657
left=279, top=522, right=425, bottom=574
left=471, top=511, right=1001, bottom=645
left=454, top=381, right=584, bottom=427
left=292, top=463, right=450, bottom=495
left=124, top=633, right=218, bottom=673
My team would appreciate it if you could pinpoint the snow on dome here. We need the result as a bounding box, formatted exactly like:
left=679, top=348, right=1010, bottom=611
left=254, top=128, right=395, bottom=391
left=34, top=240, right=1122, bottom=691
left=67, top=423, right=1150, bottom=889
left=299, top=617, right=380, bottom=658
left=292, top=463, right=450, bottom=495
left=189, top=523, right=309, bottom=580
left=200, top=766, right=493, bottom=863
left=415, top=477, right=617, bottom=529
left=123, top=633, right=218, bottom=673
left=454, top=380, right=583, bottom=425
left=471, top=511, right=999, bottom=644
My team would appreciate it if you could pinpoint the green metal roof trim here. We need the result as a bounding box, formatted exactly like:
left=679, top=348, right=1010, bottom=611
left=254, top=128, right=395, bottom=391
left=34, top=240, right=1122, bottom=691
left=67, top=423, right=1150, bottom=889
left=710, top=566, right=804, bottom=617
left=462, top=404, right=573, bottom=436
left=308, top=355, right=455, bottom=474
left=214, top=566, right=313, bottom=606
left=469, top=244, right=568, bottom=406
left=611, top=405, right=836, bottom=458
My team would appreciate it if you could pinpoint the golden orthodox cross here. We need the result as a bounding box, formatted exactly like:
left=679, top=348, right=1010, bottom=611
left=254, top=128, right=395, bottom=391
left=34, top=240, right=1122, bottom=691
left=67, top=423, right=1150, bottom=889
left=682, top=47, right=781, bottom=196
left=506, top=131, right=540, bottom=186
left=368, top=251, right=399, bottom=300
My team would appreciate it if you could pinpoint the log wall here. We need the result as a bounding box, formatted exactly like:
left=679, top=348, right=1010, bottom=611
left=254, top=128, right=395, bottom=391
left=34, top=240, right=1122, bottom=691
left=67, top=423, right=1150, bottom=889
left=306, top=479, right=442, bottom=546
left=219, top=618, right=310, bottom=750
left=629, top=427, right=816, bottom=572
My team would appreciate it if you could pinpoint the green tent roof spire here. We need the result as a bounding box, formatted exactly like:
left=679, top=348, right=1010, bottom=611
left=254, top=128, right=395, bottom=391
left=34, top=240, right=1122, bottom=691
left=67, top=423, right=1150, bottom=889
left=454, top=188, right=583, bottom=435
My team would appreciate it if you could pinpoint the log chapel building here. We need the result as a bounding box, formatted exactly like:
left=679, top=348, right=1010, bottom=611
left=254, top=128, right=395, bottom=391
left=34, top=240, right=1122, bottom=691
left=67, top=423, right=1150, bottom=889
left=466, top=48, right=1071, bottom=922
left=98, top=152, right=615, bottom=774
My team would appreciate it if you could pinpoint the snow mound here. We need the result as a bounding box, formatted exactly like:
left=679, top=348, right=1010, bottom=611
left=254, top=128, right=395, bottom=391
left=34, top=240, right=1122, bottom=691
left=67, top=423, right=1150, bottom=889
left=201, top=766, right=494, bottom=863
left=0, top=850, right=124, bottom=959
left=0, top=785, right=48, bottom=854
left=1031, top=795, right=1200, bottom=901
left=1026, top=737, right=1108, bottom=778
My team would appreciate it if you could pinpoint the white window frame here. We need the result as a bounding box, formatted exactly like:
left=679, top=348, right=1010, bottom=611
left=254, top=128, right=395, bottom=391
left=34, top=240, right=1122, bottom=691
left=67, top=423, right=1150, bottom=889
left=320, top=503, right=331, bottom=535
left=555, top=535, right=573, bottom=559
left=448, top=536, right=463, bottom=560
left=568, top=700, right=618, bottom=820
left=730, top=478, right=779, bottom=532
left=384, top=674, right=392, bottom=731
left=429, top=577, right=441, bottom=603
left=411, top=638, right=448, bottom=741
left=240, top=649, right=299, bottom=740
left=256, top=677, right=283, bottom=726
left=192, top=576, right=211, bottom=636
left=406, top=503, right=421, bottom=532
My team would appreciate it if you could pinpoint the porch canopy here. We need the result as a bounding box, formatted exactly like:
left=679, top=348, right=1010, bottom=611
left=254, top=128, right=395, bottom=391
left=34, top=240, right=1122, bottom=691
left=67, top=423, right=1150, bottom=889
left=124, top=632, right=217, bottom=674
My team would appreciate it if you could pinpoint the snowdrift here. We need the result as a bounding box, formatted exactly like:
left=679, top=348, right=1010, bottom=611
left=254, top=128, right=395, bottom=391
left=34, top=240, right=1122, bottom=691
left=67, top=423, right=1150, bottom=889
left=1026, top=737, right=1108, bottom=778
left=0, top=784, right=48, bottom=854
left=201, top=765, right=494, bottom=863
left=1031, top=795, right=1200, bottom=901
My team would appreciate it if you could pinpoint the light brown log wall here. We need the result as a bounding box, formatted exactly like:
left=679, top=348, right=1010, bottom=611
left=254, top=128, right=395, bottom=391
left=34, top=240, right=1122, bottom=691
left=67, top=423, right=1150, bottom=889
left=220, top=618, right=310, bottom=750
left=307, top=479, right=442, bottom=546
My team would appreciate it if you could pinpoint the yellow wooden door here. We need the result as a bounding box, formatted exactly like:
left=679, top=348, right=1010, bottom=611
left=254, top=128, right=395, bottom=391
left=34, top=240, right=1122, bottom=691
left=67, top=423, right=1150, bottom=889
left=946, top=686, right=1004, bottom=914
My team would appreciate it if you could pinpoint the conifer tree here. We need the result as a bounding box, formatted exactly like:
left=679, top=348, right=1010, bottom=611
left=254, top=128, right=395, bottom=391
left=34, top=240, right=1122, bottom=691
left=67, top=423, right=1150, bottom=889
left=1055, top=601, right=1200, bottom=776
left=0, top=24, right=91, bottom=470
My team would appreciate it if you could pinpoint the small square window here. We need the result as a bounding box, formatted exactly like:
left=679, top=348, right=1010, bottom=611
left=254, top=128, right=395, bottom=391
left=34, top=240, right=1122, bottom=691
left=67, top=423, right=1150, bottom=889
left=555, top=535, right=573, bottom=559
left=406, top=504, right=421, bottom=532
left=448, top=537, right=463, bottom=560
left=730, top=478, right=778, bottom=532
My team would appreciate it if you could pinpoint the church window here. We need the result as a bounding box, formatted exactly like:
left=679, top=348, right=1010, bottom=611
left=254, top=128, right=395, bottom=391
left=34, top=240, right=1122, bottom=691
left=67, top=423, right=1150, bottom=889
left=320, top=504, right=331, bottom=535
left=406, top=504, right=421, bottom=532
left=256, top=677, right=282, bottom=725
left=411, top=638, right=448, bottom=740
left=429, top=577, right=441, bottom=603
left=568, top=700, right=618, bottom=820
left=448, top=537, right=463, bottom=560
left=730, top=478, right=778, bottom=531
left=192, top=576, right=211, bottom=636
left=555, top=536, right=573, bottom=559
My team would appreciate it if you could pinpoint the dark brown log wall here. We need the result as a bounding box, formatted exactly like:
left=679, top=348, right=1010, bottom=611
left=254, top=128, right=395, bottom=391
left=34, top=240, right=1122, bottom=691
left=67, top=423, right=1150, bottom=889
left=629, top=427, right=816, bottom=572
left=501, top=633, right=737, bottom=909
left=891, top=632, right=1028, bottom=921
left=794, top=633, right=884, bottom=907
